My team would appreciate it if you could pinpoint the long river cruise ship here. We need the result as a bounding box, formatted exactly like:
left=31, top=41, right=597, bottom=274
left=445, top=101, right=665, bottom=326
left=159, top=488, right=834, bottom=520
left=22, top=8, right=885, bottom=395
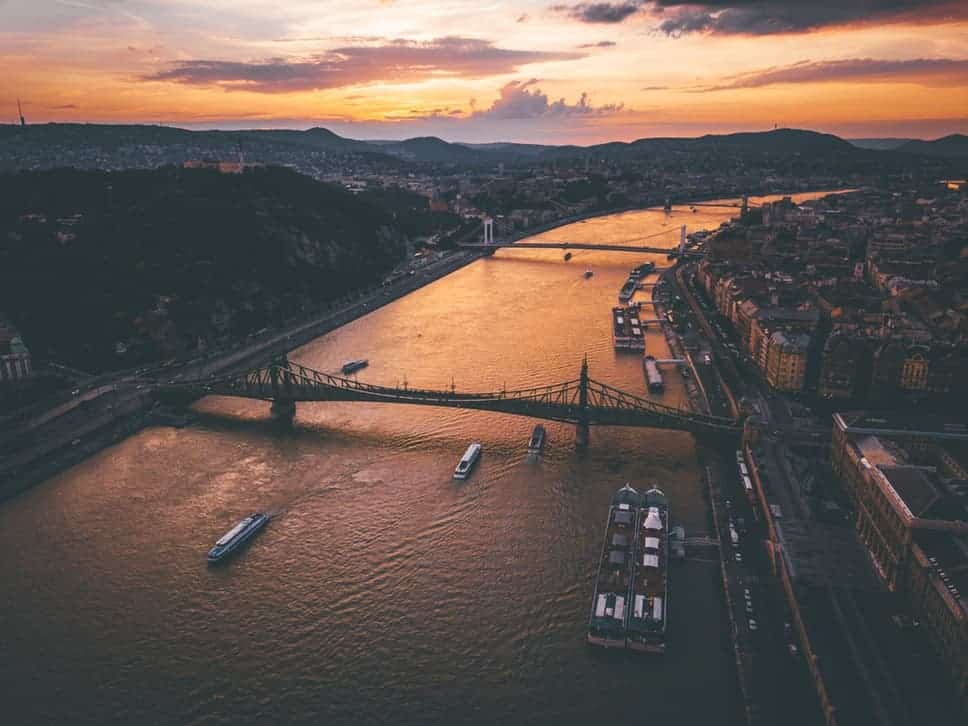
left=207, top=513, right=270, bottom=564
left=627, top=487, right=670, bottom=653
left=587, top=484, right=640, bottom=648
left=587, top=484, right=671, bottom=652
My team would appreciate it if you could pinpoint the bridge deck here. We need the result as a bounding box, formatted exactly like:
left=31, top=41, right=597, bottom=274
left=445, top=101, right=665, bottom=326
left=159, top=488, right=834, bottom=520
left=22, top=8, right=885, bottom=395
left=460, top=241, right=674, bottom=254
left=165, top=360, right=741, bottom=437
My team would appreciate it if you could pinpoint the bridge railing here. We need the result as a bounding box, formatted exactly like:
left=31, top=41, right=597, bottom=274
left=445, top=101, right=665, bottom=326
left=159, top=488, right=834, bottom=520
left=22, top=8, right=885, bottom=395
left=281, top=361, right=584, bottom=405
left=172, top=360, right=740, bottom=433
left=587, top=379, right=736, bottom=426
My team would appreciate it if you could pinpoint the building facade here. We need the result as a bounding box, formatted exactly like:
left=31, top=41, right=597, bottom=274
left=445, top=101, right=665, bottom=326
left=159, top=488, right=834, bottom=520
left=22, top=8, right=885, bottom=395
left=832, top=412, right=968, bottom=713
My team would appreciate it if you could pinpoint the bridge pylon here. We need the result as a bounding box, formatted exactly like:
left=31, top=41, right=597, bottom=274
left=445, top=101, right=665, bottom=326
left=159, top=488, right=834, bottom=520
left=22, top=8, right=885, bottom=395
left=269, top=354, right=296, bottom=426
left=576, top=356, right=590, bottom=447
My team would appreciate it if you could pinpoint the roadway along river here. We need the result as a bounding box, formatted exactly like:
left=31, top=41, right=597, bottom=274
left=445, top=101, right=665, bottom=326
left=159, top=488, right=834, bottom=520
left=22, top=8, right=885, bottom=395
left=1, top=192, right=835, bottom=725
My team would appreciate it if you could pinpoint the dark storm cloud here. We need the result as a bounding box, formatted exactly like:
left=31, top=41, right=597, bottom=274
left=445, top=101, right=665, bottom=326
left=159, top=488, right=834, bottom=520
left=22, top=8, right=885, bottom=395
left=697, top=57, right=968, bottom=90
left=551, top=2, right=646, bottom=24
left=652, top=1, right=967, bottom=37
left=145, top=37, right=580, bottom=93
left=472, top=79, right=624, bottom=119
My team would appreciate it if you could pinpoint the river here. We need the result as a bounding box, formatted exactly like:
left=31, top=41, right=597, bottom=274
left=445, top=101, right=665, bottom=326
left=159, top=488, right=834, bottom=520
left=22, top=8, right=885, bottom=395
left=1, top=192, right=837, bottom=725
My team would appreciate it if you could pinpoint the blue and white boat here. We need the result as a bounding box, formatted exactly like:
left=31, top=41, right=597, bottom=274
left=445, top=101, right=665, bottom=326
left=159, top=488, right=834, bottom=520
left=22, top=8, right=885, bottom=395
left=341, top=359, right=369, bottom=375
left=527, top=425, right=546, bottom=455
left=453, top=443, right=482, bottom=480
left=207, top=513, right=269, bottom=564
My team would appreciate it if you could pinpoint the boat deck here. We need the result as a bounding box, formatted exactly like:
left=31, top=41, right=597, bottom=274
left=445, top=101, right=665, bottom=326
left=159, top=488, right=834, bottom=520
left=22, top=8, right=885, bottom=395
left=588, top=499, right=637, bottom=645
left=627, top=501, right=669, bottom=650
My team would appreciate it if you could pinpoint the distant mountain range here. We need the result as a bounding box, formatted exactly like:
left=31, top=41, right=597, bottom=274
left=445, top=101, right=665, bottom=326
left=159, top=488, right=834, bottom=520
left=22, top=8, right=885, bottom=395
left=848, top=138, right=916, bottom=151
left=1, top=123, right=964, bottom=165
left=896, top=134, right=968, bottom=158
left=849, top=135, right=968, bottom=157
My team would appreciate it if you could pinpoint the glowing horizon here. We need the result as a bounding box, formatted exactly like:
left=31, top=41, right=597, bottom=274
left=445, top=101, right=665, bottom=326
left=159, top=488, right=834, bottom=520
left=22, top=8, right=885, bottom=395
left=2, top=1, right=966, bottom=143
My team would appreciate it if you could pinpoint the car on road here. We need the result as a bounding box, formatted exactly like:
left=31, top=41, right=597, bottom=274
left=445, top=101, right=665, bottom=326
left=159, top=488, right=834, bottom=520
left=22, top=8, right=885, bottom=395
left=748, top=618, right=758, bottom=631
left=71, top=388, right=80, bottom=396
left=787, top=643, right=799, bottom=657
left=734, top=551, right=743, bottom=564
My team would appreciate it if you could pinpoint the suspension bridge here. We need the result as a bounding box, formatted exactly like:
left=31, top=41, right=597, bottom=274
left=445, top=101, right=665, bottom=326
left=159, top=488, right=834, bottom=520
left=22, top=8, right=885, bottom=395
left=162, top=357, right=741, bottom=444
left=460, top=220, right=706, bottom=258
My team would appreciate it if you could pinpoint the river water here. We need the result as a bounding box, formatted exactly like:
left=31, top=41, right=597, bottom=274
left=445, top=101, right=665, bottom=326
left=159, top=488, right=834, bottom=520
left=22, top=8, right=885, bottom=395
left=2, top=193, right=834, bottom=725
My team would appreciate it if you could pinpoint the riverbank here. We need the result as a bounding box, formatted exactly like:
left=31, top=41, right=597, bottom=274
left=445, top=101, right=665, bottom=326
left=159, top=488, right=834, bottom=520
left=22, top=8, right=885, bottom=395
left=1, top=249, right=481, bottom=500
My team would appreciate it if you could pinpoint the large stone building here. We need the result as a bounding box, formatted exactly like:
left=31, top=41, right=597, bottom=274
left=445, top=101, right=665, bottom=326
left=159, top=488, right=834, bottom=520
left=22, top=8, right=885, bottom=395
left=832, top=412, right=968, bottom=713
left=765, top=329, right=810, bottom=392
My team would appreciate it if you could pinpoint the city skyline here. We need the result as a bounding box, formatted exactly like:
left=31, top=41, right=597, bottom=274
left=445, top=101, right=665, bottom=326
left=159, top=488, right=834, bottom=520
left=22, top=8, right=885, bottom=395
left=2, top=0, right=967, bottom=143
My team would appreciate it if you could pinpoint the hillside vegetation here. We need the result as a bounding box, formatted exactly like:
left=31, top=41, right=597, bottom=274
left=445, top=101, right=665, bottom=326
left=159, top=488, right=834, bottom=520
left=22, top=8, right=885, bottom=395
left=0, top=166, right=454, bottom=370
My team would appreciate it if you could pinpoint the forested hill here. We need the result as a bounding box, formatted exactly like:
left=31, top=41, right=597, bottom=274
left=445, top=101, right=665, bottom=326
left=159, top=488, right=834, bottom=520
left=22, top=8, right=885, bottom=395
left=0, top=166, right=455, bottom=371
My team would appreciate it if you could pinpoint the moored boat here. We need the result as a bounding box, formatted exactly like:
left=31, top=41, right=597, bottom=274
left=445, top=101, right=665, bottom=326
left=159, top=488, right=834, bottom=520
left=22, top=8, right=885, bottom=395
left=644, top=355, right=664, bottom=392
left=627, top=487, right=670, bottom=653
left=628, top=310, right=645, bottom=352
left=341, top=358, right=369, bottom=374
left=618, top=279, right=637, bottom=303
left=453, top=442, right=482, bottom=480
left=527, top=424, right=546, bottom=455
left=587, top=483, right=642, bottom=648
left=612, top=307, right=632, bottom=351
left=207, top=513, right=270, bottom=564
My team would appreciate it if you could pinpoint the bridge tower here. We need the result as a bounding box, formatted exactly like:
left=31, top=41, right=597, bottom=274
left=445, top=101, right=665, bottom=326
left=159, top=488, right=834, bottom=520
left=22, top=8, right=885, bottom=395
left=679, top=224, right=687, bottom=256
left=576, top=356, right=590, bottom=447
left=269, top=355, right=296, bottom=426
left=482, top=217, right=494, bottom=246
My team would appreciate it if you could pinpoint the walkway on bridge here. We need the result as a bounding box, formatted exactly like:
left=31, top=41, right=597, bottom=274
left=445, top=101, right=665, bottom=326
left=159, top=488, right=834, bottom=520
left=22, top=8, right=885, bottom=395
left=164, top=358, right=741, bottom=442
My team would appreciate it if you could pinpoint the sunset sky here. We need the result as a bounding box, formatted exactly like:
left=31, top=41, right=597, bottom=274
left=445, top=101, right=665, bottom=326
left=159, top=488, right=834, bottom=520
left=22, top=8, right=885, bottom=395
left=2, top=1, right=966, bottom=143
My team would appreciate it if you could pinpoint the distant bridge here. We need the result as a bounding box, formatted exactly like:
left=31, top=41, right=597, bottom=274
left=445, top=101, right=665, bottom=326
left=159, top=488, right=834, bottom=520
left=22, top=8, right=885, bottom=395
left=459, top=241, right=680, bottom=255
left=164, top=357, right=741, bottom=444
left=462, top=221, right=705, bottom=258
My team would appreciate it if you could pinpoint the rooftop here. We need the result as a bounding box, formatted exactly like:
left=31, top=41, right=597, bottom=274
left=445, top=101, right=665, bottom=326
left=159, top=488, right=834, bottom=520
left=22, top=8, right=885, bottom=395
left=834, top=411, right=968, bottom=441
left=913, top=530, right=968, bottom=613
left=855, top=435, right=905, bottom=468
left=877, top=465, right=968, bottom=526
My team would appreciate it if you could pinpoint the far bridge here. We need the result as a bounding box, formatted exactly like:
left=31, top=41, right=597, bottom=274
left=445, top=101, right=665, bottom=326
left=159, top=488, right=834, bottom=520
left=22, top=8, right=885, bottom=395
left=463, top=221, right=704, bottom=258
left=459, top=241, right=678, bottom=255
left=163, top=358, right=741, bottom=444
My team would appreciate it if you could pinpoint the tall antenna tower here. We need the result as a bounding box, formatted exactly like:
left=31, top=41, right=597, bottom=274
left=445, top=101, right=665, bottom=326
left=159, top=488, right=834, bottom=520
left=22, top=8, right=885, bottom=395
left=17, top=98, right=26, bottom=127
